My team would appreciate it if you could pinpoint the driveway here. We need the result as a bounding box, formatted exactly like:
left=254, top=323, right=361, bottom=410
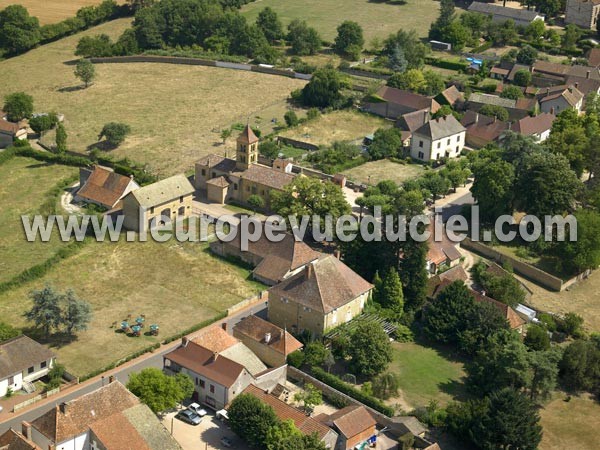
left=162, top=408, right=249, bottom=450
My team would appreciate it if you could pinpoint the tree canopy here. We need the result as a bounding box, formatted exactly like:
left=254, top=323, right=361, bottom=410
left=127, top=368, right=194, bottom=413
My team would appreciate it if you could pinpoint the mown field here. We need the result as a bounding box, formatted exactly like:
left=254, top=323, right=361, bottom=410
left=0, top=237, right=264, bottom=376
left=242, top=0, right=440, bottom=42
left=343, top=159, right=425, bottom=186
left=0, top=0, right=119, bottom=25
left=0, top=157, right=77, bottom=283
left=0, top=18, right=306, bottom=176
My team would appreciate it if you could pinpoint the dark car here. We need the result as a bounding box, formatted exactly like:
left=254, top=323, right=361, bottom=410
left=176, top=409, right=202, bottom=425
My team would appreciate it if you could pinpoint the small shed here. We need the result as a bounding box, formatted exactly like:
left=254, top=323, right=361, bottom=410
left=332, top=173, right=347, bottom=188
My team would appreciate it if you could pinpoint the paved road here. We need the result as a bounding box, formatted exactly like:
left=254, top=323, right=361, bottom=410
left=0, top=303, right=267, bottom=435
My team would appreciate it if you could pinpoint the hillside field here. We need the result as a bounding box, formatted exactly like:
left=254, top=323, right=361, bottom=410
left=0, top=0, right=122, bottom=24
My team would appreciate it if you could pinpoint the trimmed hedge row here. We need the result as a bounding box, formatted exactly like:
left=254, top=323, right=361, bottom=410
left=0, top=146, right=17, bottom=165
left=311, top=367, right=395, bottom=416
left=425, top=57, right=469, bottom=72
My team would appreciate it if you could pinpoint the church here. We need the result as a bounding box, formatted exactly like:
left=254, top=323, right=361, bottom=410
left=195, top=126, right=296, bottom=208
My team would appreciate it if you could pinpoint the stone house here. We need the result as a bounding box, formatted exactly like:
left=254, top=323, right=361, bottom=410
left=566, top=0, right=600, bottom=29
left=268, top=254, right=373, bottom=337
left=195, top=126, right=295, bottom=209
left=76, top=166, right=139, bottom=210
left=122, top=174, right=195, bottom=233
left=468, top=2, right=545, bottom=26
left=460, top=111, right=509, bottom=149
left=512, top=113, right=556, bottom=142
left=316, top=405, right=377, bottom=450
left=0, top=428, right=42, bottom=449
left=537, top=85, right=584, bottom=114
left=0, top=336, right=55, bottom=397
left=410, top=115, right=466, bottom=162
left=363, top=86, right=441, bottom=120
left=233, top=315, right=303, bottom=367
left=467, top=93, right=539, bottom=121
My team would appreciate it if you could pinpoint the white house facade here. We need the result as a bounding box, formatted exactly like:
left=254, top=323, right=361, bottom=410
left=410, top=115, right=466, bottom=162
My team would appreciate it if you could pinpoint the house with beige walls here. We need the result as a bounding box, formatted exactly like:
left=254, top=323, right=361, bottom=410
left=268, top=254, right=373, bottom=337
left=122, top=174, right=195, bottom=233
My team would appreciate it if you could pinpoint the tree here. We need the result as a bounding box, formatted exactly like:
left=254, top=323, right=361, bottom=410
left=301, top=67, right=346, bottom=108
left=554, top=210, right=600, bottom=274
left=387, top=44, right=408, bottom=73
left=440, top=20, right=471, bottom=51
left=127, top=368, right=193, bottom=413
left=516, top=45, right=538, bottom=65
left=284, top=110, right=299, bottom=127
left=513, top=69, right=532, bottom=87
left=288, top=19, right=321, bottom=56
left=562, top=24, right=581, bottom=50
left=333, top=21, right=364, bottom=59
left=387, top=69, right=426, bottom=93
left=471, top=158, right=515, bottom=222
left=220, top=128, right=232, bottom=144
left=62, top=290, right=92, bottom=336
left=500, top=85, right=524, bottom=100
left=229, top=393, right=279, bottom=448
left=368, top=127, right=403, bottom=160
left=55, top=122, right=68, bottom=153
left=422, top=173, right=450, bottom=203
left=422, top=70, right=445, bottom=96
left=458, top=301, right=510, bottom=356
left=524, top=324, right=551, bottom=351
left=29, top=113, right=59, bottom=134
left=429, top=0, right=455, bottom=40
left=383, top=30, right=429, bottom=70
left=378, top=268, right=404, bottom=315
left=399, top=236, right=429, bottom=312
left=256, top=7, right=283, bottom=43
left=293, top=383, right=322, bottom=413
left=74, top=59, right=96, bottom=87
left=559, top=339, right=600, bottom=392
left=259, top=140, right=280, bottom=159
left=98, top=122, right=131, bottom=147
left=348, top=321, right=392, bottom=378
left=472, top=388, right=542, bottom=450
left=304, top=341, right=328, bottom=367
left=127, top=0, right=155, bottom=11
left=3, top=92, right=34, bottom=122
left=478, top=104, right=509, bottom=121
left=0, top=5, right=41, bottom=55
left=525, top=18, right=545, bottom=42
left=424, top=281, right=475, bottom=344
left=247, top=194, right=265, bottom=213
left=562, top=312, right=585, bottom=337
left=372, top=372, right=400, bottom=400
left=0, top=322, right=20, bottom=342
left=528, top=348, right=561, bottom=400
left=76, top=34, right=115, bottom=58
left=25, top=285, right=62, bottom=337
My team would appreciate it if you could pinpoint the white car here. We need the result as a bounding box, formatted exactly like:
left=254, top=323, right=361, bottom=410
left=187, top=402, right=208, bottom=417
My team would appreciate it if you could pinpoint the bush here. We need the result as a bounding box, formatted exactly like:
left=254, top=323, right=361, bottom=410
left=311, top=367, right=395, bottom=416
left=287, top=350, right=305, bottom=368
left=284, top=110, right=299, bottom=127
left=29, top=113, right=59, bottom=134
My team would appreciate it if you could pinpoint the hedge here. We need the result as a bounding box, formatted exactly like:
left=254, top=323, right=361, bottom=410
left=471, top=41, right=493, bottom=53
left=0, top=146, right=17, bottom=165
left=79, top=342, right=161, bottom=382
left=425, top=57, right=469, bottom=72
left=311, top=367, right=395, bottom=416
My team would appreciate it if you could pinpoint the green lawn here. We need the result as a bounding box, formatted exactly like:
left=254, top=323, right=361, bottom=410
left=343, top=159, right=425, bottom=186
left=0, top=156, right=77, bottom=283
left=242, top=0, right=440, bottom=42
left=388, top=341, right=467, bottom=409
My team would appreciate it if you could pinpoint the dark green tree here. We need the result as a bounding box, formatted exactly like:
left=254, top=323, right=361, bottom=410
left=524, top=324, right=551, bottom=351
left=372, top=372, right=400, bottom=400
left=304, top=341, right=328, bottom=367
left=528, top=348, right=561, bottom=401
left=62, top=290, right=92, bottom=336
left=478, top=104, right=509, bottom=121
left=348, top=321, right=393, bottom=378
left=554, top=210, right=600, bottom=274
left=284, top=110, right=299, bottom=127
left=559, top=339, right=600, bottom=393
left=516, top=44, right=538, bottom=65
left=368, top=127, right=403, bottom=160
left=513, top=69, right=532, bottom=87
left=256, top=7, right=283, bottom=43
left=127, top=368, right=193, bottom=413
left=424, top=281, right=475, bottom=344
left=399, top=236, right=429, bottom=312
left=458, top=301, right=510, bottom=356
left=0, top=5, right=41, bottom=54
left=300, top=67, right=346, bottom=108
left=429, top=0, right=455, bottom=40
left=500, top=85, right=524, bottom=100
left=3, top=92, right=34, bottom=122
left=74, top=59, right=96, bottom=87
left=229, top=393, right=279, bottom=448
left=55, top=122, right=68, bottom=153
left=287, top=19, right=321, bottom=56
left=471, top=158, right=515, bottom=222
left=333, top=21, right=364, bottom=59
left=379, top=268, right=404, bottom=315
left=98, top=122, right=131, bottom=147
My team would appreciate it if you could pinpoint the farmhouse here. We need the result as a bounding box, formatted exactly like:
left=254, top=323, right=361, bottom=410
left=233, top=315, right=303, bottom=367
left=512, top=113, right=556, bottom=141
left=468, top=2, right=545, bottom=26
left=76, top=166, right=139, bottom=210
left=566, top=0, right=600, bottom=29
left=0, top=335, right=55, bottom=398
left=537, top=85, right=584, bottom=114
left=363, top=86, right=441, bottom=120
left=0, top=118, right=27, bottom=149
left=28, top=381, right=181, bottom=450
left=195, top=126, right=295, bottom=209
left=122, top=174, right=195, bottom=233
left=239, top=384, right=339, bottom=449
left=460, top=111, right=509, bottom=148
left=268, top=254, right=373, bottom=337
left=317, top=405, right=377, bottom=450
left=467, top=93, right=538, bottom=120
left=209, top=232, right=321, bottom=285
left=409, top=115, right=466, bottom=162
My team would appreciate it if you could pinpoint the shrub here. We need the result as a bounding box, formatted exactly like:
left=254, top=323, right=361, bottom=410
left=287, top=350, right=305, bottom=368
left=284, top=110, right=299, bottom=127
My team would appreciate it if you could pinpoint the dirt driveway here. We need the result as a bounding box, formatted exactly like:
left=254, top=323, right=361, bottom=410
left=162, top=408, right=249, bottom=450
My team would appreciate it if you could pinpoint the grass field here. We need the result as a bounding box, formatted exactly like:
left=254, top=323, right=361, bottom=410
left=279, top=110, right=389, bottom=147
left=0, top=157, right=77, bottom=283
left=0, top=19, right=306, bottom=176
left=539, top=394, right=600, bottom=450
left=388, top=342, right=467, bottom=410
left=0, top=239, right=264, bottom=376
left=0, top=0, right=119, bottom=25
left=343, top=159, right=425, bottom=185
left=242, top=0, right=440, bottom=42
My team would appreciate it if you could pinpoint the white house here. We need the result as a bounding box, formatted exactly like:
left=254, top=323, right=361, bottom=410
left=468, top=2, right=545, bottom=27
left=0, top=335, right=55, bottom=397
left=410, top=115, right=466, bottom=162
left=512, top=113, right=556, bottom=142
left=538, top=85, right=584, bottom=114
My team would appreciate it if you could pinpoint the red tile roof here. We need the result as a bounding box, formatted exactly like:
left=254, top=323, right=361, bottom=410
left=233, top=315, right=303, bottom=356
left=321, top=405, right=377, bottom=439
left=89, top=412, right=151, bottom=450
left=77, top=166, right=135, bottom=208
left=190, top=326, right=239, bottom=353
left=513, top=113, right=555, bottom=136
left=237, top=125, right=259, bottom=144
left=241, top=385, right=333, bottom=440
left=376, top=86, right=441, bottom=113
left=0, top=429, right=41, bottom=450
left=0, top=119, right=21, bottom=135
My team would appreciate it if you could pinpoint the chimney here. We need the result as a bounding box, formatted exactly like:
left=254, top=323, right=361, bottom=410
left=21, top=422, right=32, bottom=441
left=59, top=403, right=68, bottom=414
left=568, top=86, right=573, bottom=93
left=547, top=87, right=550, bottom=95
left=221, top=322, right=227, bottom=332
left=306, top=262, right=314, bottom=279
left=212, top=351, right=218, bottom=362
left=182, top=336, right=189, bottom=347
left=265, top=332, right=272, bottom=344
left=108, top=375, right=115, bottom=384
left=575, top=82, right=579, bottom=89
left=423, top=110, right=428, bottom=123
left=334, top=249, right=341, bottom=259
left=475, top=113, right=479, bottom=125
left=587, top=70, right=591, bottom=79
left=129, top=174, right=134, bottom=180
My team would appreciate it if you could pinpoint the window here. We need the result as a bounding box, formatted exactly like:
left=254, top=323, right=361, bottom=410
left=447, top=138, right=450, bottom=145
left=456, top=146, right=460, bottom=153
left=179, top=196, right=183, bottom=203
left=210, top=384, right=215, bottom=394
left=200, top=379, right=205, bottom=388
left=418, top=151, right=424, bottom=159
left=246, top=186, right=250, bottom=192
left=41, top=361, right=47, bottom=369
left=201, top=169, right=206, bottom=176
left=437, top=142, right=441, bottom=149
left=419, top=140, right=423, bottom=148
left=178, top=206, right=185, bottom=216
left=234, top=183, right=238, bottom=191
left=205, top=396, right=216, bottom=407
left=457, top=135, right=460, bottom=142
left=28, top=366, right=34, bottom=374
left=150, top=207, right=155, bottom=214
left=212, top=172, right=216, bottom=178
left=8, top=376, right=13, bottom=385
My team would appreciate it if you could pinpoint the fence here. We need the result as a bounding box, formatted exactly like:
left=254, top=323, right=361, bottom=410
left=87, top=56, right=313, bottom=81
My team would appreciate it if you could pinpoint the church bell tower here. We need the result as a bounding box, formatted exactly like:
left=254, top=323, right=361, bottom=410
left=236, top=124, right=259, bottom=170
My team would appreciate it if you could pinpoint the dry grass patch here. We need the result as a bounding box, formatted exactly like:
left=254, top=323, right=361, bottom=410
left=0, top=0, right=122, bottom=25
left=242, top=0, right=440, bottom=41
left=539, top=394, right=600, bottom=450
left=0, top=157, right=77, bottom=283
left=0, top=240, right=264, bottom=376
left=0, top=19, right=305, bottom=176
left=343, top=159, right=425, bottom=185
left=279, top=110, right=389, bottom=147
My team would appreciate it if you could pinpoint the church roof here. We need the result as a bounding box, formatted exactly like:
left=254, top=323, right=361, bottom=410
left=238, top=125, right=259, bottom=144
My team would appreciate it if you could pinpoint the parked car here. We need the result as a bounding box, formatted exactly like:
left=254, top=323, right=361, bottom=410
left=188, top=402, right=208, bottom=417
left=220, top=436, right=233, bottom=448
left=176, top=409, right=202, bottom=426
